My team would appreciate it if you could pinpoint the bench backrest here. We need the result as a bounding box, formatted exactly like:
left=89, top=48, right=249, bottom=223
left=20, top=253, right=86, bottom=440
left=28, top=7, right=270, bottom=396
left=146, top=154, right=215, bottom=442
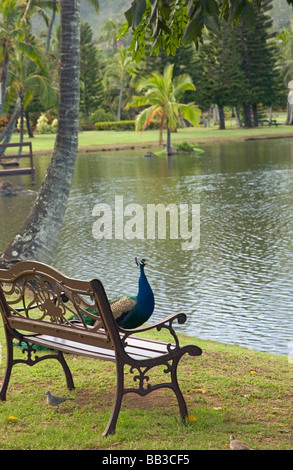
left=0, top=261, right=123, bottom=352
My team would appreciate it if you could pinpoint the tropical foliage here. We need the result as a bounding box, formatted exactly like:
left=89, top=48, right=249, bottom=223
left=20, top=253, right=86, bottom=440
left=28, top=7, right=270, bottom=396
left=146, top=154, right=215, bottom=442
left=127, top=64, right=200, bottom=153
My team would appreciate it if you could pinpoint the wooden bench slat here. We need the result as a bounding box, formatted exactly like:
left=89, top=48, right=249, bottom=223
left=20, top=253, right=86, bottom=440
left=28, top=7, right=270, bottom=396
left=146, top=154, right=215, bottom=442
left=0, top=142, right=35, bottom=184
left=8, top=317, right=114, bottom=350
left=24, top=334, right=117, bottom=361
left=0, top=154, right=31, bottom=159
left=0, top=168, right=35, bottom=176
left=23, top=333, right=169, bottom=360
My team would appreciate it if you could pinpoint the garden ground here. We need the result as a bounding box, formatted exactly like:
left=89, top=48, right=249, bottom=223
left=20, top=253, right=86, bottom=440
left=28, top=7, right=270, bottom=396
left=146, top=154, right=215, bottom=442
left=0, top=327, right=292, bottom=450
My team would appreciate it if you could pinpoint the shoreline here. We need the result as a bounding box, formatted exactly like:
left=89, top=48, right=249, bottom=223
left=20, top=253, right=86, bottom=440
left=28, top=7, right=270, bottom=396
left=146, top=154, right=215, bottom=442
left=28, top=127, right=293, bottom=156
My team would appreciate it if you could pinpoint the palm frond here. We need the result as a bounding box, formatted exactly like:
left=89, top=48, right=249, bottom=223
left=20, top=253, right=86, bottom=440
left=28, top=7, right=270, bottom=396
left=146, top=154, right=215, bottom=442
left=126, top=95, right=149, bottom=109
left=135, top=105, right=161, bottom=131
left=173, top=74, right=196, bottom=99
left=177, top=103, right=201, bottom=127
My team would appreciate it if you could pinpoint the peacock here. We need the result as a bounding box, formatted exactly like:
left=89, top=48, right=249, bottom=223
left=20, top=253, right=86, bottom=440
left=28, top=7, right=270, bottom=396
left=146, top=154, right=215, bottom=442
left=86, top=257, right=155, bottom=329
left=14, top=257, right=155, bottom=352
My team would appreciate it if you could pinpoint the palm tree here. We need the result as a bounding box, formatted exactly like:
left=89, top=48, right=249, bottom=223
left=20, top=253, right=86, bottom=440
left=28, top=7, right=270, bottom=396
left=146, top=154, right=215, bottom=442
left=0, top=0, right=25, bottom=115
left=9, top=37, right=56, bottom=149
left=277, top=20, right=293, bottom=124
left=1, top=0, right=80, bottom=266
left=104, top=47, right=137, bottom=121
left=127, top=64, right=200, bottom=154
left=98, top=19, right=123, bottom=54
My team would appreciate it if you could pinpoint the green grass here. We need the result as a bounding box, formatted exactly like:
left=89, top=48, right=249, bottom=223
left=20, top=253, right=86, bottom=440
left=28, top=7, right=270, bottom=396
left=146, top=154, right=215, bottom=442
left=8, top=122, right=293, bottom=156
left=0, top=325, right=292, bottom=450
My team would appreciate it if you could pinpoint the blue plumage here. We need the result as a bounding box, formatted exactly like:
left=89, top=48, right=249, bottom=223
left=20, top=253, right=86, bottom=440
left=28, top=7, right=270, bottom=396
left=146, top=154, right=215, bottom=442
left=114, top=257, right=155, bottom=329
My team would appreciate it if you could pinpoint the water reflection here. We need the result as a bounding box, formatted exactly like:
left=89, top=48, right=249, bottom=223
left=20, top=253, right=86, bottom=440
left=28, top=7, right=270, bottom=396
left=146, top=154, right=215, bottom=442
left=1, top=138, right=293, bottom=355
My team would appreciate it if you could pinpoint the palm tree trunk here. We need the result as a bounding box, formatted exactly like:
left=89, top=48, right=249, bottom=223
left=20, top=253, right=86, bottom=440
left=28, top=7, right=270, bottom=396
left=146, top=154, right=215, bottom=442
left=118, top=80, right=124, bottom=121
left=0, top=99, right=21, bottom=157
left=25, top=111, right=34, bottom=138
left=166, top=127, right=172, bottom=154
left=18, top=92, right=24, bottom=157
left=46, top=0, right=57, bottom=54
left=0, top=0, right=80, bottom=267
left=0, top=51, right=9, bottom=115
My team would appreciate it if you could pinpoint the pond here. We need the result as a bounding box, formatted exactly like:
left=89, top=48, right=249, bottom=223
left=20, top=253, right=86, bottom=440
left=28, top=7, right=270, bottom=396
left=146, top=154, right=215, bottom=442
left=1, top=137, right=293, bottom=356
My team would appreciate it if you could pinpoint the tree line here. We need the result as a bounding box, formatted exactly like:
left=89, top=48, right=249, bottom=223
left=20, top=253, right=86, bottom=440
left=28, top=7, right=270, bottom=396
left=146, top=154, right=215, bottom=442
left=0, top=0, right=292, bottom=145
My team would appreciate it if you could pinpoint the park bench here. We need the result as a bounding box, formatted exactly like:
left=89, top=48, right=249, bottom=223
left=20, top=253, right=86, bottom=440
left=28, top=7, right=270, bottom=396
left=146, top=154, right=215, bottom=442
left=0, top=142, right=35, bottom=185
left=259, top=119, right=279, bottom=127
left=0, top=261, right=202, bottom=436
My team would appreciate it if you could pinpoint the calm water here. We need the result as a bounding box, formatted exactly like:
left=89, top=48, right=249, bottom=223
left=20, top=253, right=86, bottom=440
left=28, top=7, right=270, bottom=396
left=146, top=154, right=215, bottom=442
left=1, top=137, right=293, bottom=356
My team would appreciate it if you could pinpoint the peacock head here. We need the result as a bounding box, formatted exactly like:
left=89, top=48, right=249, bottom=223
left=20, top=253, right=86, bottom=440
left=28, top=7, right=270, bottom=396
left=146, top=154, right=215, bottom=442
left=135, top=257, right=148, bottom=267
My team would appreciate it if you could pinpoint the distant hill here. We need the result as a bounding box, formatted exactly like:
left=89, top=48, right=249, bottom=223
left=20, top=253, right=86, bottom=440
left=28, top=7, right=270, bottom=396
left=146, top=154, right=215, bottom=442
left=80, top=0, right=132, bottom=38
left=270, top=0, right=293, bottom=29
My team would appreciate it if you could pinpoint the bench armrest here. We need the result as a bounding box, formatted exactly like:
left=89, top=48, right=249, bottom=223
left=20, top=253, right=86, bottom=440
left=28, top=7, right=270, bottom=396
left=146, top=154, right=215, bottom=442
left=118, top=312, right=187, bottom=350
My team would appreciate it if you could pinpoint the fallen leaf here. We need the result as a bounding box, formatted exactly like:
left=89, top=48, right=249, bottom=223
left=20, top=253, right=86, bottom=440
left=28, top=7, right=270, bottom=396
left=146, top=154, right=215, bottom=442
left=6, top=416, right=18, bottom=421
left=213, top=407, right=222, bottom=410
left=185, top=414, right=197, bottom=422
left=250, top=370, right=257, bottom=375
left=196, top=388, right=206, bottom=394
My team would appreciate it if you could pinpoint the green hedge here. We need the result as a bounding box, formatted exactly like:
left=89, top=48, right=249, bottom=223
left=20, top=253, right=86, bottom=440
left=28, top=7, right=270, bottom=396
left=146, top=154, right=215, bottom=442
left=95, top=120, right=135, bottom=131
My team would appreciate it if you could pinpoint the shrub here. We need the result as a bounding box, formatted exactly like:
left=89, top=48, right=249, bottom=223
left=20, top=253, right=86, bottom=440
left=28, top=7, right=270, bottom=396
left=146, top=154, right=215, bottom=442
left=95, top=120, right=135, bottom=131
left=0, top=117, right=9, bottom=131
left=88, top=107, right=115, bottom=124
left=35, top=113, right=57, bottom=134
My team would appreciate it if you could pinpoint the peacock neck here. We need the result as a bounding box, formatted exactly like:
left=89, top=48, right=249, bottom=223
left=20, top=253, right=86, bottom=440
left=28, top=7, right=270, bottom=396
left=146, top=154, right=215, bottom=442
left=137, top=266, right=153, bottom=304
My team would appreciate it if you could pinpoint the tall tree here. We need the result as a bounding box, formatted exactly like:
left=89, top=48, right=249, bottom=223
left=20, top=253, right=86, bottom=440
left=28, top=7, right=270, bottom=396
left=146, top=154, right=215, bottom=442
left=239, top=0, right=279, bottom=126
left=8, top=35, right=55, bottom=149
left=0, top=0, right=25, bottom=115
left=80, top=22, right=101, bottom=118
left=276, top=19, right=293, bottom=124
left=1, top=0, right=80, bottom=266
left=192, top=24, right=249, bottom=129
left=104, top=47, right=137, bottom=121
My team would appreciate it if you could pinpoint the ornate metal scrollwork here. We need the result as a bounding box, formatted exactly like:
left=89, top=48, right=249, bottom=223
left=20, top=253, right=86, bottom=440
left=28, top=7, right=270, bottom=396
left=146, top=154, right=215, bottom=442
left=14, top=339, right=45, bottom=366
left=156, top=313, right=186, bottom=351
left=126, top=360, right=173, bottom=396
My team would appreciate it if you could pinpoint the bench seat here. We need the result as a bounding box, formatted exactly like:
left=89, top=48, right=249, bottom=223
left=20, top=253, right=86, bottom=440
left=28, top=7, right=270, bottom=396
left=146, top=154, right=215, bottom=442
left=22, top=331, right=171, bottom=361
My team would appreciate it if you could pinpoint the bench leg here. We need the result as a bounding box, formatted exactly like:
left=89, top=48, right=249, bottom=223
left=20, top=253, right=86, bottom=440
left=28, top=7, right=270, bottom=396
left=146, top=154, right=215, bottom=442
left=57, top=351, right=75, bottom=390
left=170, top=357, right=188, bottom=419
left=102, top=360, right=124, bottom=437
left=0, top=331, right=14, bottom=401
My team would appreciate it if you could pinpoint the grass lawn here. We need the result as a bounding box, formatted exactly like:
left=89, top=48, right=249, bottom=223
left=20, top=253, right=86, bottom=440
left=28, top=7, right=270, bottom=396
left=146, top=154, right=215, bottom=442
left=0, top=324, right=292, bottom=450
left=8, top=123, right=293, bottom=156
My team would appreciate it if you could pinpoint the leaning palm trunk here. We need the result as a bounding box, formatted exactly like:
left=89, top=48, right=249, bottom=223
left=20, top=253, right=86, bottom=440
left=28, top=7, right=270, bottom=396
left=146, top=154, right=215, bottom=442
left=0, top=0, right=80, bottom=267
left=0, top=55, right=9, bottom=116
left=46, top=0, right=57, bottom=53
left=0, top=99, right=21, bottom=157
